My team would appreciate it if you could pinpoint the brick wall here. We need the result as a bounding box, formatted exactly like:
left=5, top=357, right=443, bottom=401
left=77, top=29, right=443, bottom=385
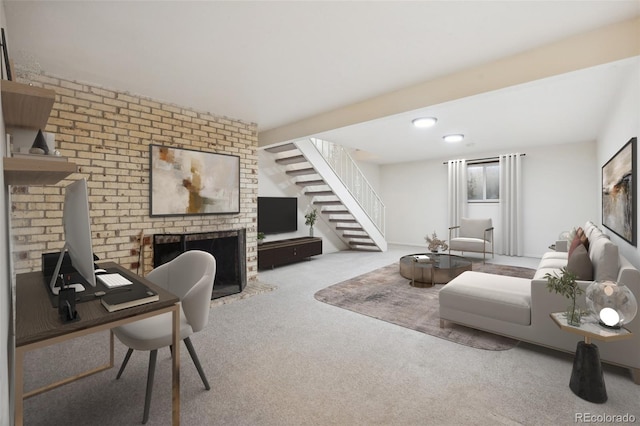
left=9, top=72, right=258, bottom=281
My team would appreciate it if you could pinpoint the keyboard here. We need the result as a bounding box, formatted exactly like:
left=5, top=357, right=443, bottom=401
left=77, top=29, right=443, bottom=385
left=97, top=273, right=133, bottom=289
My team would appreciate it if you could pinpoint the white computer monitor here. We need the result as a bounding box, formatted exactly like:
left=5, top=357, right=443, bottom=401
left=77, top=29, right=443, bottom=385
left=49, top=178, right=97, bottom=294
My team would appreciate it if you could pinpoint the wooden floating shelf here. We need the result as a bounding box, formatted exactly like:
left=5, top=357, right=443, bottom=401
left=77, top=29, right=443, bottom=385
left=3, top=156, right=77, bottom=185
left=1, top=80, right=56, bottom=129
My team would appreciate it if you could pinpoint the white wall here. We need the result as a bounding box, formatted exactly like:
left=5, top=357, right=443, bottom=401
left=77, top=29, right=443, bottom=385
left=596, top=58, right=640, bottom=268
left=1, top=0, right=12, bottom=422
left=380, top=140, right=598, bottom=258
left=257, top=149, right=347, bottom=253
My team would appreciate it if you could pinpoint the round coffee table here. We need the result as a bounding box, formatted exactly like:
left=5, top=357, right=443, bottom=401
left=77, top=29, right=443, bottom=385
left=399, top=253, right=472, bottom=287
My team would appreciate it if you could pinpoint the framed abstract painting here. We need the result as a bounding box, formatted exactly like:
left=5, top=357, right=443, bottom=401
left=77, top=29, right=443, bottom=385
left=602, top=137, right=637, bottom=246
left=150, top=145, right=240, bottom=216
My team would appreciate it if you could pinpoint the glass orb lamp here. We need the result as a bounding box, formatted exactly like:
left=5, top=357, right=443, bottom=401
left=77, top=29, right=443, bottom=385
left=586, top=281, right=638, bottom=329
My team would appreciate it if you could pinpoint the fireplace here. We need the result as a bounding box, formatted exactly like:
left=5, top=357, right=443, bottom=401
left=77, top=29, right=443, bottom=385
left=153, top=229, right=247, bottom=299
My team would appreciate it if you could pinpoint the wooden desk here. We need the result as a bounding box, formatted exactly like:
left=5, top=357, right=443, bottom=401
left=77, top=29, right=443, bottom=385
left=15, top=262, right=181, bottom=425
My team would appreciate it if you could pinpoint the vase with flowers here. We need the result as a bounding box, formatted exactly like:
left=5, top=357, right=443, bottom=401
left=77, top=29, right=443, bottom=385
left=305, top=208, right=318, bottom=237
left=545, top=267, right=584, bottom=326
left=425, top=231, right=448, bottom=253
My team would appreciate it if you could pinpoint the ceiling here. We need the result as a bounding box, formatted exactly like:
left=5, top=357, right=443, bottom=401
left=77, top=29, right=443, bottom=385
left=3, top=1, right=640, bottom=164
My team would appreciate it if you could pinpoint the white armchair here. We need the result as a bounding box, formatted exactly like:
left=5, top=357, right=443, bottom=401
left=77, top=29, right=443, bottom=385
left=449, top=217, right=494, bottom=261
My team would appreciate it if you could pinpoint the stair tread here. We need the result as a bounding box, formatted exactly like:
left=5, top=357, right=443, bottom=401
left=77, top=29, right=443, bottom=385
left=296, top=179, right=325, bottom=186
left=351, top=246, right=382, bottom=252
left=313, top=200, right=343, bottom=205
left=275, top=155, right=305, bottom=164
left=306, top=190, right=335, bottom=195
left=286, top=168, right=316, bottom=176
left=349, top=241, right=376, bottom=246
left=264, top=143, right=297, bottom=153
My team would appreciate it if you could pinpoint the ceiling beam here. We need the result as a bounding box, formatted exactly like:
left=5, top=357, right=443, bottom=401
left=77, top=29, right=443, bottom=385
left=259, top=16, right=640, bottom=147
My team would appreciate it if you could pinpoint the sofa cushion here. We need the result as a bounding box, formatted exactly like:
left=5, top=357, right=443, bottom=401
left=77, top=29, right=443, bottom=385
left=449, top=237, right=490, bottom=252
left=439, top=271, right=531, bottom=326
left=541, top=251, right=568, bottom=261
left=589, top=236, right=619, bottom=281
left=533, top=252, right=568, bottom=280
left=566, top=244, right=593, bottom=280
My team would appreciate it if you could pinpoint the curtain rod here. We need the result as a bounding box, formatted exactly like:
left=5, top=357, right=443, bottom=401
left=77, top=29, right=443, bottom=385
left=442, top=153, right=526, bottom=165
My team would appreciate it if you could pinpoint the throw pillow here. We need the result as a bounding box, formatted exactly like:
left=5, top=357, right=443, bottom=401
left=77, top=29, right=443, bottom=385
left=579, top=229, right=590, bottom=253
left=566, top=244, right=593, bottom=280
left=590, top=237, right=619, bottom=282
left=568, top=228, right=583, bottom=257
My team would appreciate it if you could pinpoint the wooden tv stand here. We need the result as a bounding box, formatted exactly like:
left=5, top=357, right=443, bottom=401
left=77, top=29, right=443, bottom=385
left=258, top=237, right=322, bottom=269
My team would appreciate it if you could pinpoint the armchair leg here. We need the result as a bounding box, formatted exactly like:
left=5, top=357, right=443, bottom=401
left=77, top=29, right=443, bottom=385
left=142, top=350, right=158, bottom=424
left=116, top=348, right=134, bottom=379
left=184, top=337, right=210, bottom=390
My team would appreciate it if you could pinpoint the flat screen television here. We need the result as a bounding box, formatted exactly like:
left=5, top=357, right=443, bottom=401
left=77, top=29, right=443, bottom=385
left=258, top=196, right=297, bottom=234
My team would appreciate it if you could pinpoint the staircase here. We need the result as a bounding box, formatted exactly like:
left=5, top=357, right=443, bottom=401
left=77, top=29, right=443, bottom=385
left=264, top=138, right=386, bottom=251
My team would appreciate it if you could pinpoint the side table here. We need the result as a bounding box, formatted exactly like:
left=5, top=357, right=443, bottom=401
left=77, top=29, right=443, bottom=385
left=550, top=312, right=633, bottom=403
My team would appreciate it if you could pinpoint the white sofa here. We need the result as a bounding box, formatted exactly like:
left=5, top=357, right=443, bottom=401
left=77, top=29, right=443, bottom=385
left=439, top=221, right=640, bottom=383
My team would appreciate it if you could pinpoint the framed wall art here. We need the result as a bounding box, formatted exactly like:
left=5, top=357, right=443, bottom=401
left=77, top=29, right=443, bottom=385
left=602, top=137, right=637, bottom=246
left=150, top=144, right=240, bottom=216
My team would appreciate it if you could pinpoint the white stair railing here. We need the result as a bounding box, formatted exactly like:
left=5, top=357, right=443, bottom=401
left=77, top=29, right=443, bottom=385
left=309, top=138, right=385, bottom=235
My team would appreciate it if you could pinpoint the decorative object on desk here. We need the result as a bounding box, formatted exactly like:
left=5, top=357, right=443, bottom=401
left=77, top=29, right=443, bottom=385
left=257, top=231, right=265, bottom=245
left=425, top=231, right=448, bottom=253
left=545, top=267, right=584, bottom=326
left=58, top=287, right=79, bottom=323
left=586, top=280, right=638, bottom=329
left=305, top=208, right=317, bottom=237
left=149, top=144, right=240, bottom=216
left=30, top=129, right=49, bottom=155
left=602, top=137, right=636, bottom=246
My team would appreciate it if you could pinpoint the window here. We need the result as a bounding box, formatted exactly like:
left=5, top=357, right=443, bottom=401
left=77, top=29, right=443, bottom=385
left=467, top=162, right=499, bottom=202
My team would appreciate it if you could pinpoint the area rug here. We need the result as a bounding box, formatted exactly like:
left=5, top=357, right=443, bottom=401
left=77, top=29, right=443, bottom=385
left=314, top=261, right=536, bottom=350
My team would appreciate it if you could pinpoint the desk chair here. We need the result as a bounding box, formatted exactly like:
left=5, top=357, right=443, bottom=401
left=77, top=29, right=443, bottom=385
left=113, top=250, right=216, bottom=424
left=449, top=217, right=494, bottom=262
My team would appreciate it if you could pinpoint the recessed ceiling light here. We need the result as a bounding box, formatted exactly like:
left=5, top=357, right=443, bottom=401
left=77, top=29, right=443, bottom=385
left=412, top=117, right=437, bottom=128
left=443, top=134, right=464, bottom=143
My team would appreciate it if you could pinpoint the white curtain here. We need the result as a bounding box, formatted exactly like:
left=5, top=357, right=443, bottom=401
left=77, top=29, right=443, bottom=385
left=448, top=159, right=467, bottom=227
left=499, top=153, right=523, bottom=256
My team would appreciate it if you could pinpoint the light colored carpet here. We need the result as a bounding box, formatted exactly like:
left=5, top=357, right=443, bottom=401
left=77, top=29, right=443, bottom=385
left=20, top=246, right=640, bottom=425
left=314, top=261, right=534, bottom=350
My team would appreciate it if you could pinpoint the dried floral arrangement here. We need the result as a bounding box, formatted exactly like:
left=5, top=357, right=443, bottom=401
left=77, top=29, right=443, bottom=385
left=425, top=231, right=448, bottom=252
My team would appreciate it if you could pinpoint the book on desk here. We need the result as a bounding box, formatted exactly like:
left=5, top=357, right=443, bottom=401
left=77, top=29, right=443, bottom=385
left=101, top=285, right=159, bottom=312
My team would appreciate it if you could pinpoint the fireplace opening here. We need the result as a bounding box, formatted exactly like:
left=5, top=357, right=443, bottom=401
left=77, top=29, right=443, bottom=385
left=153, top=229, right=247, bottom=299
